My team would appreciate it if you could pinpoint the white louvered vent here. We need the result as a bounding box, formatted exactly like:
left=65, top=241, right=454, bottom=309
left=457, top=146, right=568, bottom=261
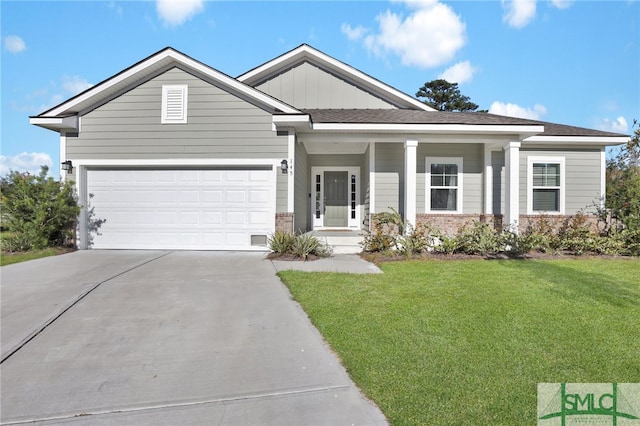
left=161, top=85, right=188, bottom=123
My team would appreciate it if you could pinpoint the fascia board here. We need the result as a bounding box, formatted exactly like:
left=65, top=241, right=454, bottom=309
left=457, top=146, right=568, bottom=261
left=523, top=135, right=630, bottom=145
left=311, top=123, right=544, bottom=135
left=239, top=45, right=434, bottom=112
left=29, top=116, right=78, bottom=131
left=43, top=49, right=300, bottom=118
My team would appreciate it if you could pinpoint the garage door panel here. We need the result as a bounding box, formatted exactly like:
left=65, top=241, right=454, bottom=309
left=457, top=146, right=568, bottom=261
left=87, top=168, right=274, bottom=250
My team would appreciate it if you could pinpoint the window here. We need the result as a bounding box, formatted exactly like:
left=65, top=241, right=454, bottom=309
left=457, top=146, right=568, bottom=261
left=161, top=85, right=188, bottom=124
left=528, top=157, right=565, bottom=213
left=427, top=157, right=463, bottom=213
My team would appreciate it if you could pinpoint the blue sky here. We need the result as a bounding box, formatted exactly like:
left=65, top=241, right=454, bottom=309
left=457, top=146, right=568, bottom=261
left=2, top=0, right=638, bottom=178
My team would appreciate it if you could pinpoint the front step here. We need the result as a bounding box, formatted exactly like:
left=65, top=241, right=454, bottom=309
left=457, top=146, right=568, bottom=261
left=310, top=231, right=364, bottom=255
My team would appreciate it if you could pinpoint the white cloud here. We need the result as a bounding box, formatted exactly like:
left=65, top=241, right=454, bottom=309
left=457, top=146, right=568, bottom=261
left=597, top=116, right=629, bottom=133
left=550, top=0, right=573, bottom=9
left=438, top=61, right=477, bottom=84
left=10, top=75, right=92, bottom=115
left=357, top=0, right=466, bottom=68
left=62, top=75, right=92, bottom=95
left=341, top=23, right=368, bottom=41
left=489, top=101, right=547, bottom=119
left=4, top=35, right=26, bottom=53
left=156, top=0, right=204, bottom=27
left=502, top=0, right=537, bottom=28
left=0, top=152, right=53, bottom=177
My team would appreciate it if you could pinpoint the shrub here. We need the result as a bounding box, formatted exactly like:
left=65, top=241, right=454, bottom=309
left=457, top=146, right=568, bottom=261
left=268, top=230, right=296, bottom=254
left=0, top=166, right=80, bottom=252
left=456, top=221, right=501, bottom=255
left=432, top=231, right=460, bottom=255
left=268, top=231, right=332, bottom=260
left=396, top=222, right=433, bottom=256
left=361, top=227, right=395, bottom=253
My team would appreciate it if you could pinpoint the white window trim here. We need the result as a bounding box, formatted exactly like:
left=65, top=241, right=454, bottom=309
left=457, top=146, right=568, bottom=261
left=161, top=84, right=188, bottom=124
left=426, top=157, right=463, bottom=214
left=527, top=156, right=565, bottom=214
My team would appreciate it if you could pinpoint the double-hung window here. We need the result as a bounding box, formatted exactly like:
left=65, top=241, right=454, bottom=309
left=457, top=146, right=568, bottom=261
left=528, top=156, right=565, bottom=213
left=427, top=157, right=463, bottom=213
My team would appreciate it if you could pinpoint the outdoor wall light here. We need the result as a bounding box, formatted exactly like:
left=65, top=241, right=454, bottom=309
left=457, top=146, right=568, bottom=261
left=61, top=160, right=73, bottom=174
left=280, top=159, right=288, bottom=174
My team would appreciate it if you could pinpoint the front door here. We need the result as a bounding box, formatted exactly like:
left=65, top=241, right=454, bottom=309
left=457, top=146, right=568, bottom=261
left=324, top=171, right=348, bottom=227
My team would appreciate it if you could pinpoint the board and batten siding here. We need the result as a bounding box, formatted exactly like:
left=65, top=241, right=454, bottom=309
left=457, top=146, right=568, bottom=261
left=67, top=67, right=290, bottom=212
left=519, top=149, right=602, bottom=214
left=254, top=61, right=397, bottom=109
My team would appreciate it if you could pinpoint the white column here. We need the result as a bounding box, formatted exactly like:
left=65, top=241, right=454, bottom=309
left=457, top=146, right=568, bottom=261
left=600, top=147, right=606, bottom=209
left=484, top=144, right=493, bottom=215
left=404, top=139, right=418, bottom=229
left=76, top=165, right=88, bottom=250
left=504, top=141, right=521, bottom=230
left=287, top=131, right=295, bottom=213
left=369, top=142, right=376, bottom=216
left=59, top=133, right=67, bottom=182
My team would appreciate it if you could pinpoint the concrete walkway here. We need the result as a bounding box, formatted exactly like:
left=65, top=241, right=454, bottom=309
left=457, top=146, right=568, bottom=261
left=1, top=251, right=387, bottom=425
left=270, top=254, right=382, bottom=274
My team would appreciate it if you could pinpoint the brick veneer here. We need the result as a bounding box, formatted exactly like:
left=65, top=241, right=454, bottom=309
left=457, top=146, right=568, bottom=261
left=275, top=213, right=294, bottom=233
left=368, top=213, right=600, bottom=235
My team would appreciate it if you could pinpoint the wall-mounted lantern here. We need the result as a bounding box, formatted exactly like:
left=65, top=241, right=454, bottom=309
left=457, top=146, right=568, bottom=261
left=280, top=159, right=288, bottom=174
left=61, top=160, right=73, bottom=174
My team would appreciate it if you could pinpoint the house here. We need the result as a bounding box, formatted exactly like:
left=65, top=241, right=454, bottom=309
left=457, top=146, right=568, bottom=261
left=30, top=45, right=628, bottom=251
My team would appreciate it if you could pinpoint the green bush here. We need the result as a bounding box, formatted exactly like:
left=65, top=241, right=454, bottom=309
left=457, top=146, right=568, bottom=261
left=1, top=166, right=80, bottom=252
left=268, top=231, right=332, bottom=260
left=268, top=230, right=296, bottom=254
left=456, top=221, right=501, bottom=255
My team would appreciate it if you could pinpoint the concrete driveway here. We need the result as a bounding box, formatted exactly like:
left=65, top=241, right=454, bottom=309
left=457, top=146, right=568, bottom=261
left=0, top=251, right=386, bottom=425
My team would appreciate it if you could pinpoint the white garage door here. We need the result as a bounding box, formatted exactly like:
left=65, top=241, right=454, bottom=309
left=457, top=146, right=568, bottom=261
left=86, top=168, right=275, bottom=250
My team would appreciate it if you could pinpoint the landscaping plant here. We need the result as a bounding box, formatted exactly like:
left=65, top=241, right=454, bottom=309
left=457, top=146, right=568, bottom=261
left=1, top=166, right=80, bottom=252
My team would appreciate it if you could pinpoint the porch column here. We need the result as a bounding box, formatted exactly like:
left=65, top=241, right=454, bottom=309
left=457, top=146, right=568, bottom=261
left=504, top=141, right=521, bottom=230
left=404, top=139, right=418, bottom=229
left=484, top=144, right=493, bottom=215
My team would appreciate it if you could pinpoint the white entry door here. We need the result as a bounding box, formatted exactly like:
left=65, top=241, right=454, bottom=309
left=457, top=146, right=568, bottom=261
left=311, top=167, right=360, bottom=229
left=86, top=168, right=275, bottom=250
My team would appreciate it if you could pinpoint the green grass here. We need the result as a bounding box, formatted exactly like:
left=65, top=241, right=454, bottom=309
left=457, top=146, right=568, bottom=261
left=279, top=259, right=640, bottom=425
left=0, top=247, right=64, bottom=266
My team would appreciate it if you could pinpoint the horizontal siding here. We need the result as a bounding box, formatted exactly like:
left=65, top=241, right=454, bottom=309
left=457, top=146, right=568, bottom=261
left=492, top=150, right=505, bottom=215
left=255, top=61, right=397, bottom=109
left=68, top=66, right=289, bottom=213
left=519, top=149, right=602, bottom=214
left=417, top=144, right=483, bottom=214
left=294, top=141, right=309, bottom=232
left=374, top=143, right=403, bottom=214
left=69, top=67, right=287, bottom=160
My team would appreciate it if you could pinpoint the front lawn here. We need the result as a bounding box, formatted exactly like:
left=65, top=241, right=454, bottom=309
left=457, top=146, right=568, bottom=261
left=0, top=247, right=69, bottom=266
left=279, top=259, right=640, bottom=425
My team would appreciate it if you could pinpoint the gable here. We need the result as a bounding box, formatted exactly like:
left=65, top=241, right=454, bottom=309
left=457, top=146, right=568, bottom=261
left=239, top=44, right=433, bottom=111
left=71, top=67, right=287, bottom=159
left=31, top=47, right=300, bottom=132
left=254, top=61, right=397, bottom=109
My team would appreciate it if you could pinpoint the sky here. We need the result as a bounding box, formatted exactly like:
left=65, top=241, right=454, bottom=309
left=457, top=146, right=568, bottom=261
left=2, top=0, right=638, bottom=178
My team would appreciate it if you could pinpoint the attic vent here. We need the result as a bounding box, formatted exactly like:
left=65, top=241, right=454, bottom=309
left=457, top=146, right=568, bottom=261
left=161, top=85, right=188, bottom=124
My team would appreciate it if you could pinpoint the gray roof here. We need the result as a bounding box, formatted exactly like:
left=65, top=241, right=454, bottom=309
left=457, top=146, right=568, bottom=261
left=300, top=109, right=627, bottom=137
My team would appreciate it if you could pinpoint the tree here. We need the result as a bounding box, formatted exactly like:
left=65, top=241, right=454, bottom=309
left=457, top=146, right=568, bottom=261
left=606, top=119, right=640, bottom=231
left=1, top=166, right=80, bottom=251
left=415, top=79, right=480, bottom=112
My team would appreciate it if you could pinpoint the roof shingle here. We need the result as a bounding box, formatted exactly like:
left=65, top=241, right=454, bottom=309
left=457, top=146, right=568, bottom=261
left=299, top=109, right=627, bottom=137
